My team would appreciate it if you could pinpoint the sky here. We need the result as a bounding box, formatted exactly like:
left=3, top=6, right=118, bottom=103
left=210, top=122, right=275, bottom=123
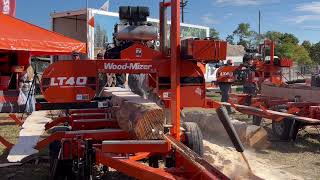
left=15, top=0, right=320, bottom=43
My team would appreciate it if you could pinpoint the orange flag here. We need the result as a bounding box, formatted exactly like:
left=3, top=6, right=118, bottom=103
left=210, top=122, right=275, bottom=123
left=88, top=17, right=95, bottom=27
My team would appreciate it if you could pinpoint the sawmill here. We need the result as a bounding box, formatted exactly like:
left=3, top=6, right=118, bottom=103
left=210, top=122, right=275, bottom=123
left=0, top=0, right=319, bottom=180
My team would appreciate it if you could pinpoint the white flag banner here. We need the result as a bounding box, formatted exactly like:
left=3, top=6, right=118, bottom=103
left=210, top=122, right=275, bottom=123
left=100, top=0, right=110, bottom=11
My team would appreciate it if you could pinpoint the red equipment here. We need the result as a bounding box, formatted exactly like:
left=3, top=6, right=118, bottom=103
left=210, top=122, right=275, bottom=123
left=217, top=39, right=293, bottom=89
left=32, top=1, right=248, bottom=179
left=0, top=13, right=87, bottom=149
left=216, top=40, right=320, bottom=141
left=0, top=13, right=87, bottom=113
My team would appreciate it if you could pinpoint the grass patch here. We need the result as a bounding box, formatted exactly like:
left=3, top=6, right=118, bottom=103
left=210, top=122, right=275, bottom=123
left=0, top=115, right=20, bottom=155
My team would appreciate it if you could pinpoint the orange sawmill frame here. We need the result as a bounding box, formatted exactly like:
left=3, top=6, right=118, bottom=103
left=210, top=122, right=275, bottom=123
left=32, top=1, right=232, bottom=179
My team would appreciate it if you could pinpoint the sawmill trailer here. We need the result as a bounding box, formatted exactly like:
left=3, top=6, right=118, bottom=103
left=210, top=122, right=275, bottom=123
left=30, top=1, right=250, bottom=179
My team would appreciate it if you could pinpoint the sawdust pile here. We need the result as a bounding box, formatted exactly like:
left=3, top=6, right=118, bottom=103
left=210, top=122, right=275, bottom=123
left=203, top=140, right=302, bottom=180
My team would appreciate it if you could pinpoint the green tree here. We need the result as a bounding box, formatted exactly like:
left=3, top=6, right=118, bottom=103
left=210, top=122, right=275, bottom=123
left=233, top=23, right=251, bottom=41
left=232, top=23, right=258, bottom=48
left=294, top=45, right=312, bottom=65
left=226, top=35, right=234, bottom=45
left=263, top=31, right=313, bottom=65
left=247, top=31, right=259, bottom=48
left=301, top=40, right=312, bottom=53
left=310, top=42, right=320, bottom=64
left=280, top=33, right=299, bottom=45
left=278, top=43, right=312, bottom=65
left=264, top=31, right=282, bottom=44
left=209, top=28, right=219, bottom=39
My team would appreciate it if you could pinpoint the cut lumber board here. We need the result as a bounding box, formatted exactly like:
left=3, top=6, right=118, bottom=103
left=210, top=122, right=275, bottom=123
left=7, top=111, right=52, bottom=162
left=103, top=87, right=165, bottom=140
left=261, top=83, right=320, bottom=103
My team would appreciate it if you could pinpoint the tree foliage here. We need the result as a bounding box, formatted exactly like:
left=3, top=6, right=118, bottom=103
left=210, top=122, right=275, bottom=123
left=302, top=40, right=312, bottom=53
left=209, top=28, right=219, bottom=39
left=262, top=31, right=313, bottom=65
left=226, top=35, right=234, bottom=45
left=233, top=23, right=251, bottom=40
left=278, top=43, right=312, bottom=65
left=231, top=23, right=258, bottom=48
left=310, top=42, right=320, bottom=64
left=225, top=23, right=317, bottom=65
left=281, top=33, right=299, bottom=44
left=265, top=31, right=282, bottom=44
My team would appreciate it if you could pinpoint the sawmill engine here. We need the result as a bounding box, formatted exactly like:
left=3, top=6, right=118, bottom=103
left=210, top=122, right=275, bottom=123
left=104, top=6, right=158, bottom=59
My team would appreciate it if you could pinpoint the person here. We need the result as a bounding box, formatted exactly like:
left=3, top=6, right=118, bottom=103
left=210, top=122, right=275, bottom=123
left=97, top=52, right=104, bottom=60
left=19, top=66, right=35, bottom=113
left=72, top=51, right=81, bottom=60
left=217, top=59, right=234, bottom=114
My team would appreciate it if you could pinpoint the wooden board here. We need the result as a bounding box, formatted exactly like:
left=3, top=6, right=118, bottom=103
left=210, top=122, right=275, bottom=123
left=7, top=111, right=52, bottom=162
left=261, top=83, right=320, bottom=103
left=103, top=87, right=165, bottom=140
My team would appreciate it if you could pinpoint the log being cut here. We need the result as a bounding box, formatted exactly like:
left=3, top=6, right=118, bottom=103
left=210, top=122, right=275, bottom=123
left=7, top=111, right=52, bottom=162
left=103, top=87, right=165, bottom=140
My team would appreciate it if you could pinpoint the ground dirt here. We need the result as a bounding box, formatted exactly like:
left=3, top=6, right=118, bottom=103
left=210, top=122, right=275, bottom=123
left=183, top=108, right=320, bottom=180
left=0, top=106, right=319, bottom=179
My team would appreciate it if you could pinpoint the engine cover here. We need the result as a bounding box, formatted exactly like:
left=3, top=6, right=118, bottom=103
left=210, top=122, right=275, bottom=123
left=115, top=24, right=158, bottom=41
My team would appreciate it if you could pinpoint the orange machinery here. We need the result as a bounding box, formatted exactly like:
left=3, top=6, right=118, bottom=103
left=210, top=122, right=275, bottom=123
left=217, top=39, right=293, bottom=91
left=31, top=1, right=250, bottom=179
left=216, top=40, right=320, bottom=141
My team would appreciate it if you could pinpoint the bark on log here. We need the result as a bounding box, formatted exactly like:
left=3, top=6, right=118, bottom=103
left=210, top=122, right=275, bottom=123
left=104, top=87, right=165, bottom=140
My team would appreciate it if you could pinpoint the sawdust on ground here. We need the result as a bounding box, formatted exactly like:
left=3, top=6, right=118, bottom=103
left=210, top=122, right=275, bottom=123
left=203, top=138, right=303, bottom=180
left=183, top=107, right=320, bottom=180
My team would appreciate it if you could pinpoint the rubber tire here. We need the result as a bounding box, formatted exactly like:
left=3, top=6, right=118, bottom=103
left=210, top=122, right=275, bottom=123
left=272, top=118, right=294, bottom=141
left=49, top=126, right=74, bottom=180
left=183, top=122, right=204, bottom=157
left=148, top=155, right=160, bottom=168
left=252, top=116, right=262, bottom=126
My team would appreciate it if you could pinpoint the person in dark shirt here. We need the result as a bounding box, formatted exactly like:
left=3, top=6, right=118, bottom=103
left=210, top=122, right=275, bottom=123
left=218, top=59, right=234, bottom=114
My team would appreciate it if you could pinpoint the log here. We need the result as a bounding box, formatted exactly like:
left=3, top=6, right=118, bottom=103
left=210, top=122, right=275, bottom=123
left=103, top=87, right=165, bottom=140
left=182, top=108, right=269, bottom=149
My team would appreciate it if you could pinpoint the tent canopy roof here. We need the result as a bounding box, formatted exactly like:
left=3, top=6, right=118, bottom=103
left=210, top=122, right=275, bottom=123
left=0, top=13, right=86, bottom=55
